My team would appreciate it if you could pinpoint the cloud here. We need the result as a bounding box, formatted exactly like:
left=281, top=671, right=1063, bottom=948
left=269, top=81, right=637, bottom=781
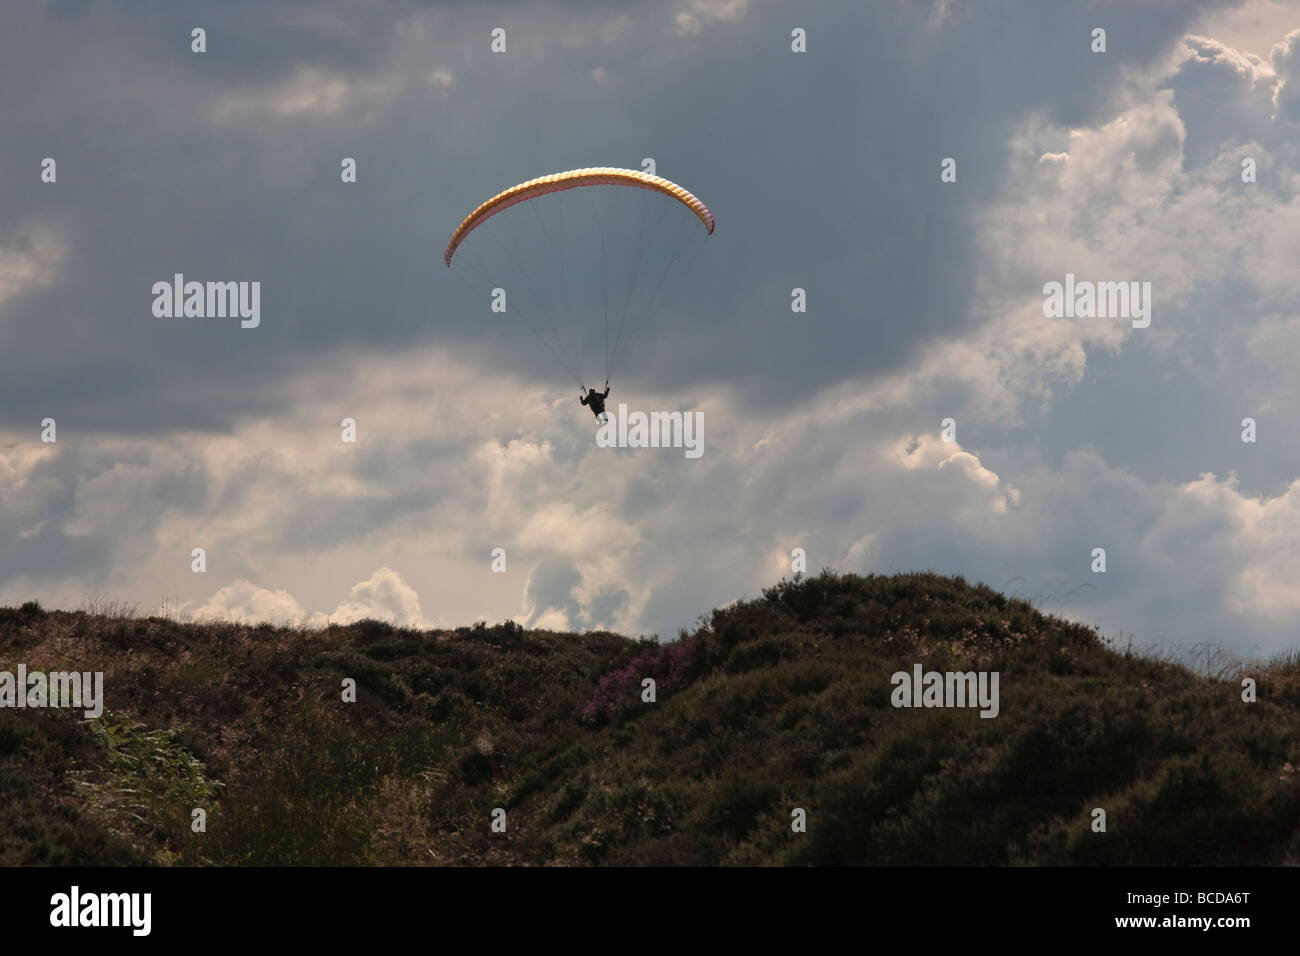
left=5, top=298, right=1300, bottom=651
left=191, top=567, right=424, bottom=627
left=1270, top=28, right=1300, bottom=122
left=1140, top=471, right=1300, bottom=620
left=1194, top=0, right=1300, bottom=60
left=193, top=579, right=311, bottom=625
left=1184, top=34, right=1276, bottom=86
left=327, top=566, right=424, bottom=625
left=212, top=64, right=401, bottom=121
left=522, top=556, right=582, bottom=630
left=0, top=225, right=64, bottom=315
left=676, top=0, right=748, bottom=36
left=517, top=502, right=640, bottom=558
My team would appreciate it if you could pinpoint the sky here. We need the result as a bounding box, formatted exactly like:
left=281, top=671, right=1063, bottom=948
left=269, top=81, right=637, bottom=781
left=2, top=0, right=1299, bottom=656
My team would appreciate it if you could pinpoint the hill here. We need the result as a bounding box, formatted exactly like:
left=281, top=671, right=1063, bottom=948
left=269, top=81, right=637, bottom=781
left=2, top=571, right=1298, bottom=865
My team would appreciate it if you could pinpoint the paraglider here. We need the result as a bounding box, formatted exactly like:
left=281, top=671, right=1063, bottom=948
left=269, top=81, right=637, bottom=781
left=444, top=167, right=713, bottom=422
left=580, top=381, right=612, bottom=424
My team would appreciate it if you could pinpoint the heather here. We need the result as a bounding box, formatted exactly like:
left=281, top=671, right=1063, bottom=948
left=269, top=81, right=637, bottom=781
left=2, top=571, right=1298, bottom=866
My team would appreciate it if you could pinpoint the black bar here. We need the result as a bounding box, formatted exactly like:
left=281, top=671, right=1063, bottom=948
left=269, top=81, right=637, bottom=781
left=2, top=865, right=1282, bottom=942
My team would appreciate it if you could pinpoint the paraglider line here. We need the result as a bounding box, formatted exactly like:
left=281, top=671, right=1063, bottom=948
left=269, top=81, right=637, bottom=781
left=484, top=217, right=584, bottom=384
left=607, top=198, right=671, bottom=382
left=608, top=210, right=702, bottom=379
left=589, top=187, right=610, bottom=383
left=449, top=243, right=586, bottom=390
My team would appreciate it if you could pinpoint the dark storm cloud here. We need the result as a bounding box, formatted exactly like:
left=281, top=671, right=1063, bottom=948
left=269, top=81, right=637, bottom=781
left=524, top=554, right=582, bottom=624
left=1, top=0, right=1227, bottom=433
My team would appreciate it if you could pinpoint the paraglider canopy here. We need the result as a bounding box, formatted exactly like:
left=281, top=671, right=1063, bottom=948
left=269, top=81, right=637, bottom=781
left=444, top=167, right=714, bottom=389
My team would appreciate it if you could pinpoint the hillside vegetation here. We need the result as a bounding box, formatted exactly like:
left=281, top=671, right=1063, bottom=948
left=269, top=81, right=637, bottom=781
left=2, top=571, right=1297, bottom=866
